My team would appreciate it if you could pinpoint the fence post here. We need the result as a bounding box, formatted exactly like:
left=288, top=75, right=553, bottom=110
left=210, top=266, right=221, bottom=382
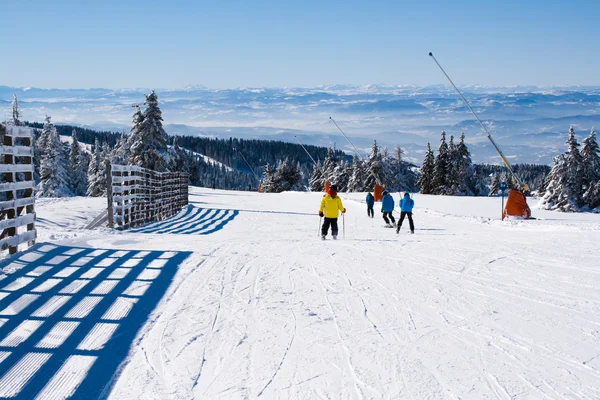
left=22, top=130, right=36, bottom=246
left=106, top=160, right=114, bottom=228
left=2, top=127, right=17, bottom=254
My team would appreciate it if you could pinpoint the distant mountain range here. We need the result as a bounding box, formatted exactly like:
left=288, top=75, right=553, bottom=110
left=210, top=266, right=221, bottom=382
left=2, top=84, right=599, bottom=165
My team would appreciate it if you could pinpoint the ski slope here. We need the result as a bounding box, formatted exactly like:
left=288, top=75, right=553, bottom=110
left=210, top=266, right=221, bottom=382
left=1, top=188, right=600, bottom=399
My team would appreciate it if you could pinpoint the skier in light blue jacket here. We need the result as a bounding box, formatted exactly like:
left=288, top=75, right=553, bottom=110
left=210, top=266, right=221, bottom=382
left=397, top=192, right=415, bottom=234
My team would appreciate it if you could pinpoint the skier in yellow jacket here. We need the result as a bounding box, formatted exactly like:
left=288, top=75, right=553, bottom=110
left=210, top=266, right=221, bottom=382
left=318, top=184, right=346, bottom=240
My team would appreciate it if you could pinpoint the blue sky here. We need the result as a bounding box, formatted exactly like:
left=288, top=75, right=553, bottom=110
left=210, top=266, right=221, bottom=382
left=2, top=0, right=599, bottom=88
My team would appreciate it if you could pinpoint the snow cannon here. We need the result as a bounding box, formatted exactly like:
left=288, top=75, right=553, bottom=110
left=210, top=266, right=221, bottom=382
left=503, top=189, right=531, bottom=220
left=428, top=51, right=533, bottom=217
left=373, top=184, right=385, bottom=202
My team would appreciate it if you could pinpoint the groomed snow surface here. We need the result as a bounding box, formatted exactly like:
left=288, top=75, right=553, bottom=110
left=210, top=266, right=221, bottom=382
left=2, top=188, right=600, bottom=399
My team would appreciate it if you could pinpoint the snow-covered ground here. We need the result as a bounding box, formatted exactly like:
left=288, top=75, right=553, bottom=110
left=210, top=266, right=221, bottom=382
left=1, top=188, right=600, bottom=399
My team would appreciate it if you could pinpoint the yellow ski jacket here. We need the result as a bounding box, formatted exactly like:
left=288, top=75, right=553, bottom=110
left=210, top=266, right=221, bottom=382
left=319, top=194, right=345, bottom=218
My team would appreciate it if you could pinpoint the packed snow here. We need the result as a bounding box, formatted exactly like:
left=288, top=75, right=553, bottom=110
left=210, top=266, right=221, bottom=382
left=1, top=188, right=600, bottom=399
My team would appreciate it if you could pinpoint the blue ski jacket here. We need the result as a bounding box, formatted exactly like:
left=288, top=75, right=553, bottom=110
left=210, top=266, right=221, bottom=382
left=366, top=193, right=375, bottom=207
left=381, top=194, right=395, bottom=212
left=400, top=194, right=414, bottom=212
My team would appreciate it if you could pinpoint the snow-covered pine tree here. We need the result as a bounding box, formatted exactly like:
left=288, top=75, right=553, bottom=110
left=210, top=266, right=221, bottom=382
left=540, top=127, right=585, bottom=211
left=274, top=158, right=304, bottom=191
left=347, top=155, right=366, bottom=192
left=321, top=147, right=340, bottom=186
left=445, top=135, right=460, bottom=194
left=36, top=121, right=72, bottom=198
left=418, top=143, right=435, bottom=194
left=332, top=160, right=350, bottom=192
left=87, top=138, right=107, bottom=197
left=309, top=161, right=324, bottom=192
left=471, top=170, right=490, bottom=196
left=364, top=140, right=384, bottom=191
left=69, top=130, right=88, bottom=196
left=129, top=91, right=169, bottom=171
left=584, top=180, right=600, bottom=211
left=168, top=136, right=187, bottom=172
left=456, top=132, right=474, bottom=195
left=386, top=145, right=416, bottom=192
left=260, top=163, right=279, bottom=193
left=37, top=116, right=55, bottom=155
left=4, top=94, right=22, bottom=126
left=581, top=128, right=600, bottom=208
left=184, top=151, right=200, bottom=185
left=432, top=131, right=450, bottom=195
left=488, top=173, right=500, bottom=196
left=112, top=130, right=131, bottom=165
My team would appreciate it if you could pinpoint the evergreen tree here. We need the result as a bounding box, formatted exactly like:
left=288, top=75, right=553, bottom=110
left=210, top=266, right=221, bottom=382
left=432, top=131, right=450, bottom=194
left=309, top=162, right=325, bottom=192
left=540, top=127, right=585, bottom=211
left=168, top=136, right=187, bottom=172
left=332, top=160, right=350, bottom=192
left=581, top=128, right=600, bottom=207
left=387, top=145, right=417, bottom=192
left=456, top=132, right=474, bottom=195
left=260, top=163, right=279, bottom=193
left=584, top=180, right=600, bottom=210
left=488, top=173, right=500, bottom=196
left=471, top=170, right=490, bottom=196
left=111, top=130, right=131, bottom=165
left=36, top=122, right=72, bottom=197
left=418, top=143, right=435, bottom=194
left=275, top=158, right=304, bottom=191
left=129, top=91, right=169, bottom=171
left=364, top=140, right=384, bottom=191
left=347, top=155, right=366, bottom=192
left=4, top=94, right=22, bottom=126
left=69, top=130, right=88, bottom=196
left=37, top=116, right=55, bottom=155
left=321, top=147, right=340, bottom=186
left=87, top=138, right=107, bottom=197
left=446, top=135, right=460, bottom=194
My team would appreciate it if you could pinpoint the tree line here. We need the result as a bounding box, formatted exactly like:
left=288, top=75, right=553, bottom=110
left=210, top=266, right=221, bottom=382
left=4, top=93, right=556, bottom=201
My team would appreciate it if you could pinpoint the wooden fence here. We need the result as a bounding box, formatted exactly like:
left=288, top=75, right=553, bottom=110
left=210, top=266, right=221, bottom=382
left=0, top=124, right=36, bottom=254
left=108, top=163, right=188, bottom=230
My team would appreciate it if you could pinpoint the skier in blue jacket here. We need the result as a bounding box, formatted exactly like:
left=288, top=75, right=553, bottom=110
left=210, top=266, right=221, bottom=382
left=397, top=192, right=415, bottom=234
left=380, top=189, right=396, bottom=227
left=366, top=192, right=375, bottom=218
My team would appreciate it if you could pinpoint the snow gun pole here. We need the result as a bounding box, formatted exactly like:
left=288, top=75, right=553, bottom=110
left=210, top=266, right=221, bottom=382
left=234, top=147, right=261, bottom=184
left=428, top=52, right=527, bottom=191
left=294, top=135, right=321, bottom=171
left=329, top=117, right=383, bottom=186
left=330, top=117, right=364, bottom=161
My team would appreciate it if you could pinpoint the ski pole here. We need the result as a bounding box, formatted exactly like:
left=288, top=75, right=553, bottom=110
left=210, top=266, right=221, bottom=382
left=342, top=213, right=345, bottom=239
left=318, top=216, right=322, bottom=236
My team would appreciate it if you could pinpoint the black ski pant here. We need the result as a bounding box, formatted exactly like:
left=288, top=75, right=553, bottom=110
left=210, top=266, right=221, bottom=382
left=398, top=211, right=414, bottom=232
left=321, top=217, right=339, bottom=237
left=367, top=205, right=374, bottom=218
left=382, top=212, right=395, bottom=225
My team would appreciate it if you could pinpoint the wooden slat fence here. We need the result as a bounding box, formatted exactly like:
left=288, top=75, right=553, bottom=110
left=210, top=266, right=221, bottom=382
left=108, top=163, right=188, bottom=230
left=0, top=124, right=36, bottom=254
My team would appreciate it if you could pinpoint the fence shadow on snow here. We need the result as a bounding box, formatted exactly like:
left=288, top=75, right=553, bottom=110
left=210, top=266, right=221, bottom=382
left=130, top=205, right=239, bottom=235
left=0, top=243, right=191, bottom=399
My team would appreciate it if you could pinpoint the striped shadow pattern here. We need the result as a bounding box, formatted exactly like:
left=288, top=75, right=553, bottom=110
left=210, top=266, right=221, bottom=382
left=130, top=205, right=239, bottom=235
left=0, top=243, right=191, bottom=399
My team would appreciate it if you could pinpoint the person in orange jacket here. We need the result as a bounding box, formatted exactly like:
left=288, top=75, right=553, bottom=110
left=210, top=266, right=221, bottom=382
left=319, top=184, right=346, bottom=240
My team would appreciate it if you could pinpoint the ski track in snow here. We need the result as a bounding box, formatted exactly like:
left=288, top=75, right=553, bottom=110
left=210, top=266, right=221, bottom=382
left=1, top=188, right=600, bottom=399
